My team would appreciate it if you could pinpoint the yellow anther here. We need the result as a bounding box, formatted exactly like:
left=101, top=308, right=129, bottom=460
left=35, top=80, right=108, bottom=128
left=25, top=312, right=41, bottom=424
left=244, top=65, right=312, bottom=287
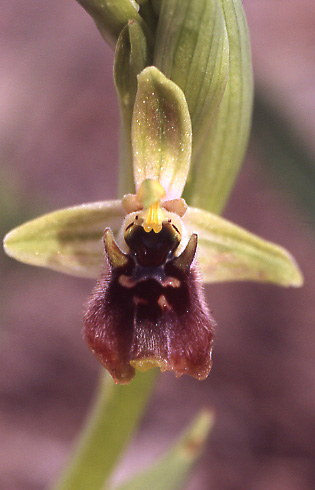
left=143, top=200, right=164, bottom=233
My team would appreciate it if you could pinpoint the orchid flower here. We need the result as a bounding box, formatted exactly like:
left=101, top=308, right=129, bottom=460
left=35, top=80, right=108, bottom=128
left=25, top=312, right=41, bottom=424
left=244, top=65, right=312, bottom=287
left=3, top=66, right=302, bottom=384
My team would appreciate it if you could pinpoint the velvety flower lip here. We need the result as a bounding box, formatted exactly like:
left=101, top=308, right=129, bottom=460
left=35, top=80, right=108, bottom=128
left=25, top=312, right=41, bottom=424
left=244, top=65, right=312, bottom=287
left=84, top=203, right=216, bottom=384
left=3, top=66, right=303, bottom=385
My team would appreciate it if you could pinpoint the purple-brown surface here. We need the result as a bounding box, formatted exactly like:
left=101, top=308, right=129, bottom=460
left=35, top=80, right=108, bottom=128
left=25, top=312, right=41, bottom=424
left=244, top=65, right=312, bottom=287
left=0, top=1, right=314, bottom=490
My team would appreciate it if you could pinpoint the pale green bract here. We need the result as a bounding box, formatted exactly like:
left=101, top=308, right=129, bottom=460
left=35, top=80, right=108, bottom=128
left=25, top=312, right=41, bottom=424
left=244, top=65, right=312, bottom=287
left=154, top=0, right=230, bottom=152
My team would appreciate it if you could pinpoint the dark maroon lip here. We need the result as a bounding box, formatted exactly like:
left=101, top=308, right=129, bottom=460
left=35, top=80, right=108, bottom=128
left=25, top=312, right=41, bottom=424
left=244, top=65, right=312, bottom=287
left=84, top=225, right=215, bottom=384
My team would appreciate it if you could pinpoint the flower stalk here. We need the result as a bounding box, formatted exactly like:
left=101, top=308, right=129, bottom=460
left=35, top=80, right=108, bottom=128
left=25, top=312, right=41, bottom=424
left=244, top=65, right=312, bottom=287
left=52, top=371, right=157, bottom=490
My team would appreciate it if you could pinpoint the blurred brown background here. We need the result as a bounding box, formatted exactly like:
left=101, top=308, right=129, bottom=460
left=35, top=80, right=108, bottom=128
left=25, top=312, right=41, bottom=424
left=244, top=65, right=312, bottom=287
left=0, top=1, right=314, bottom=489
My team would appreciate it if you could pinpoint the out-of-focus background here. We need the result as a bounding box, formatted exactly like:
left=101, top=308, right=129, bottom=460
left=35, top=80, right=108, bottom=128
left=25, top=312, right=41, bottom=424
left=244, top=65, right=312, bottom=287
left=0, top=1, right=314, bottom=489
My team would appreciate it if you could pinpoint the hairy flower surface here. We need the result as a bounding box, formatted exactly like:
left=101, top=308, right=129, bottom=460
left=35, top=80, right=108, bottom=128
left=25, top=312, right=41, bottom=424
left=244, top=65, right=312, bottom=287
left=3, top=67, right=303, bottom=384
left=85, top=177, right=216, bottom=383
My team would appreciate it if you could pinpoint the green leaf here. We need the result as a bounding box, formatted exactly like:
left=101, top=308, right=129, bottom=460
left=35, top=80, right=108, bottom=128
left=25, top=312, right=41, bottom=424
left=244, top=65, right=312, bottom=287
left=184, top=207, right=303, bottom=286
left=253, top=92, right=315, bottom=223
left=114, top=409, right=214, bottom=490
left=52, top=371, right=157, bottom=490
left=76, top=0, right=151, bottom=48
left=132, top=66, right=192, bottom=200
left=184, top=0, right=254, bottom=214
left=137, top=0, right=158, bottom=35
left=154, top=0, right=229, bottom=151
left=151, top=0, right=162, bottom=16
left=3, top=200, right=124, bottom=277
left=114, top=21, right=151, bottom=197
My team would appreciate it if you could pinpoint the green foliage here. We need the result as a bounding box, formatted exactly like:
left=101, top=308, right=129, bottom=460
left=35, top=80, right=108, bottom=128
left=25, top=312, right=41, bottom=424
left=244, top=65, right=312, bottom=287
left=76, top=0, right=149, bottom=47
left=186, top=207, right=303, bottom=286
left=114, top=410, right=214, bottom=490
left=52, top=371, right=157, bottom=490
left=3, top=3, right=305, bottom=490
left=114, top=20, right=151, bottom=196
left=184, top=0, right=254, bottom=213
left=3, top=200, right=124, bottom=277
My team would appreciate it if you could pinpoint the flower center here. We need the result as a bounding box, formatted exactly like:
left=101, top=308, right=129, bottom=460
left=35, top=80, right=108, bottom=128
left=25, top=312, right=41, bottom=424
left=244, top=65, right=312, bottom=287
left=143, top=200, right=164, bottom=233
left=136, top=178, right=167, bottom=234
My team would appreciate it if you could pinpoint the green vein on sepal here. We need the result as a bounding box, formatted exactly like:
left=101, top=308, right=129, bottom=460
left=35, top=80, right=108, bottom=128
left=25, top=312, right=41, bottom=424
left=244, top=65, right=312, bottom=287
left=154, top=0, right=229, bottom=152
left=132, top=66, right=192, bottom=200
left=185, top=207, right=303, bottom=287
left=184, top=0, right=254, bottom=214
left=3, top=201, right=124, bottom=278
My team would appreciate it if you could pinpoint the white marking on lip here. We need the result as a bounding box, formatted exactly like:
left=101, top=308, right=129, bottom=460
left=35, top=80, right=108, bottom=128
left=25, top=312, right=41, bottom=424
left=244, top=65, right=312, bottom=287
left=158, top=295, right=172, bottom=310
left=133, top=296, right=148, bottom=306
left=118, top=275, right=137, bottom=288
left=161, top=277, right=181, bottom=288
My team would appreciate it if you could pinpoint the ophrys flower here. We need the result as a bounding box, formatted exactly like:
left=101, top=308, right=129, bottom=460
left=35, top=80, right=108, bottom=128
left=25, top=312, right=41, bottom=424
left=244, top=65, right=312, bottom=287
left=3, top=67, right=303, bottom=384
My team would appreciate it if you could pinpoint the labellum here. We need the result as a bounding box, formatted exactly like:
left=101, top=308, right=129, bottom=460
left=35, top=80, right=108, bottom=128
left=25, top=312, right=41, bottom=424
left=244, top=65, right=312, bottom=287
left=84, top=180, right=216, bottom=384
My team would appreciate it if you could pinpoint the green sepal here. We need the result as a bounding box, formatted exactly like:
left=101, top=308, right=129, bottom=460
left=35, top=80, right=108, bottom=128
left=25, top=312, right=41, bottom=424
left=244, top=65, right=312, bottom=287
left=114, top=21, right=151, bottom=196
left=114, top=410, right=214, bottom=490
left=185, top=207, right=303, bottom=287
left=132, top=66, right=192, bottom=200
left=184, top=0, right=254, bottom=213
left=76, top=0, right=151, bottom=48
left=3, top=201, right=125, bottom=278
left=154, top=0, right=229, bottom=152
left=4, top=200, right=303, bottom=287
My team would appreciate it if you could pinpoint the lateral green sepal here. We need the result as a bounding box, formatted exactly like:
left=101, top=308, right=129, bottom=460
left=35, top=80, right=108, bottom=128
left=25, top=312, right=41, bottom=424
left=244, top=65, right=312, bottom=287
left=184, top=207, right=303, bottom=287
left=3, top=201, right=125, bottom=278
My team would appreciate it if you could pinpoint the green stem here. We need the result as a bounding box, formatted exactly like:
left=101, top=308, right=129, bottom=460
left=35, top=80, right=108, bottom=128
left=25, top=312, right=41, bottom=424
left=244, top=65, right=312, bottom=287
left=52, top=370, right=158, bottom=490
